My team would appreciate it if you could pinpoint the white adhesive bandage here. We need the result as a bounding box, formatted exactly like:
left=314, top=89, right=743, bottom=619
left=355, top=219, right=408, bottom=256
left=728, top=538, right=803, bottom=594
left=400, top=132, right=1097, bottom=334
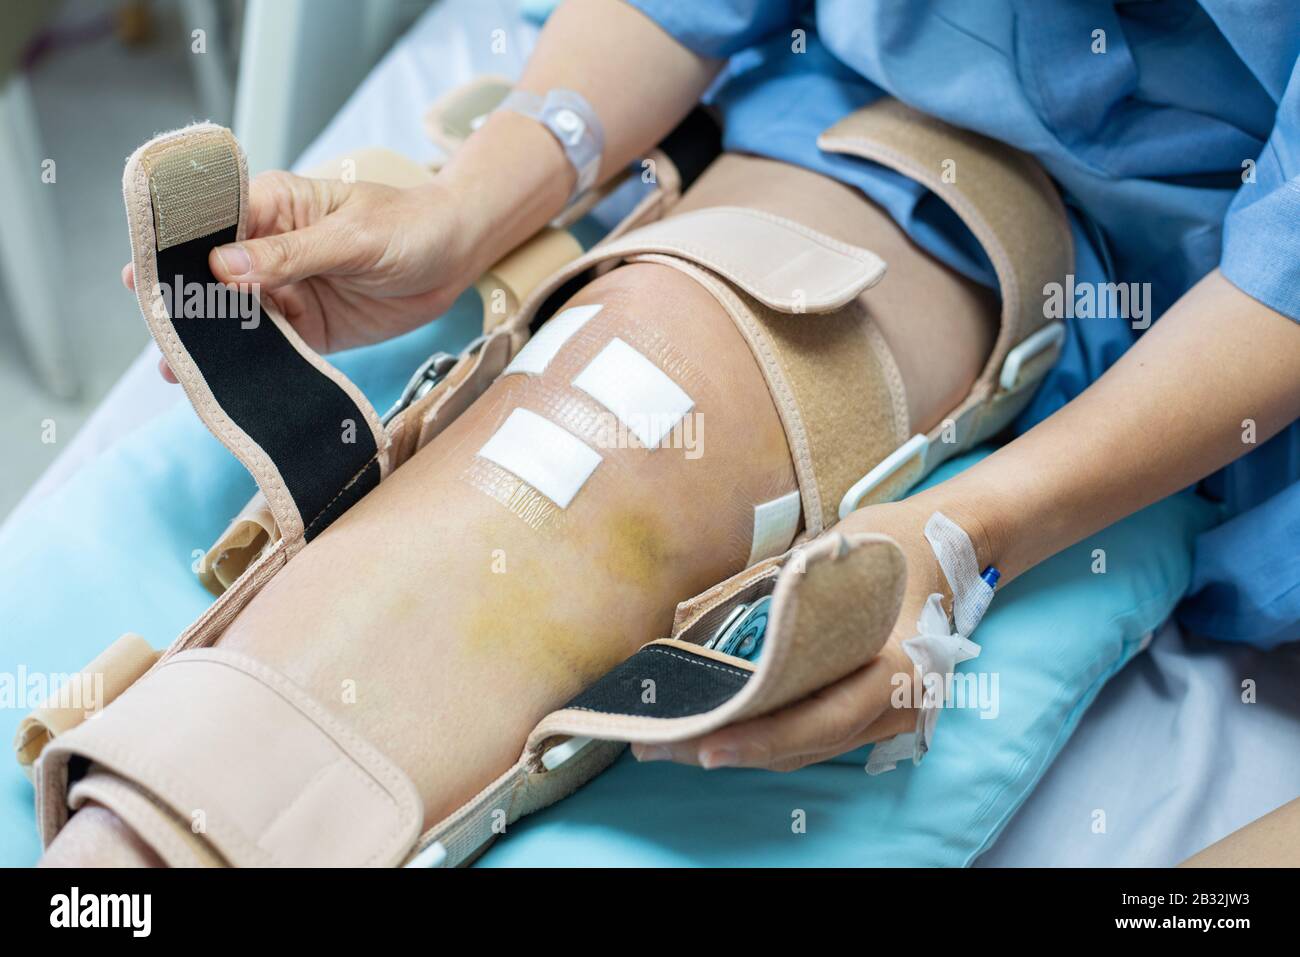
left=477, top=408, right=602, bottom=508
left=746, top=489, right=802, bottom=566
left=503, top=304, right=603, bottom=377
left=572, top=338, right=694, bottom=449
left=866, top=511, right=994, bottom=775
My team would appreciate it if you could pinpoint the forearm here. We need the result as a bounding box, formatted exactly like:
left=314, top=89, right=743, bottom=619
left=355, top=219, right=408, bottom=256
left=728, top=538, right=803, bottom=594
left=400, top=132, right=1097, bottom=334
left=436, top=0, right=719, bottom=274
left=916, top=270, right=1300, bottom=582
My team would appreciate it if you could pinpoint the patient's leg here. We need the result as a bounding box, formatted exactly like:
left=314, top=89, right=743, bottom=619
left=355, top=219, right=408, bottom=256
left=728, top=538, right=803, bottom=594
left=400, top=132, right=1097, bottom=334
left=221, top=261, right=796, bottom=822
left=43, top=160, right=998, bottom=863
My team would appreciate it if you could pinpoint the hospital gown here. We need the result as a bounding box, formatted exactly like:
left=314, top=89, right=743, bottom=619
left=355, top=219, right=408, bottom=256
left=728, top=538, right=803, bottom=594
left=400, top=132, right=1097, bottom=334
left=629, top=0, right=1300, bottom=648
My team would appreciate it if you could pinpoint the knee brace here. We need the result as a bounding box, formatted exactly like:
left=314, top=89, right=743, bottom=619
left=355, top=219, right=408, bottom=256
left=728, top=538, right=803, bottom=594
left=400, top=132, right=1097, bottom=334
left=19, top=94, right=1070, bottom=867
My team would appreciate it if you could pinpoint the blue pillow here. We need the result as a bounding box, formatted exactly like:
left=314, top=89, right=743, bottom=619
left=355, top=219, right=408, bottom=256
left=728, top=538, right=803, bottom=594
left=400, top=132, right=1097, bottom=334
left=476, top=454, right=1217, bottom=867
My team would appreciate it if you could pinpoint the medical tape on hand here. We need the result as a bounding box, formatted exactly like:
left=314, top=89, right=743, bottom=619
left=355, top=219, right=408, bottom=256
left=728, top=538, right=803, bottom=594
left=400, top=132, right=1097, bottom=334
left=866, top=511, right=994, bottom=775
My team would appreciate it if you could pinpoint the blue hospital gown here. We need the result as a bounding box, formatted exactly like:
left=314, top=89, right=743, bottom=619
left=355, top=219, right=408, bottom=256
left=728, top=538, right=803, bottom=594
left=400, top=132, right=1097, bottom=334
left=628, top=0, right=1300, bottom=648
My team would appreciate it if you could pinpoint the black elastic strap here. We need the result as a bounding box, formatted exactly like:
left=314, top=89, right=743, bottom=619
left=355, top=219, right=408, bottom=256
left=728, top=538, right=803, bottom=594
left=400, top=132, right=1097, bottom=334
left=658, top=106, right=723, bottom=192
left=156, top=226, right=380, bottom=542
left=563, top=644, right=751, bottom=720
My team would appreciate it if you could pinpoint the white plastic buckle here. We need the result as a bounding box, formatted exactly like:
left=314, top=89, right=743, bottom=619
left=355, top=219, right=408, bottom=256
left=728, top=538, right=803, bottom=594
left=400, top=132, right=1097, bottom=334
left=404, top=840, right=448, bottom=868
left=837, top=433, right=929, bottom=520
left=541, top=736, right=593, bottom=771
left=998, top=322, right=1065, bottom=392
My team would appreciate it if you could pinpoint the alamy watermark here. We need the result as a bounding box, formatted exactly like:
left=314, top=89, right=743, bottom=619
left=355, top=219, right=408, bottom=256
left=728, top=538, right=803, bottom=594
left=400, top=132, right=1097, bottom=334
left=1043, top=274, right=1152, bottom=330
left=152, top=278, right=261, bottom=328
left=588, top=410, right=705, bottom=459
left=1, top=666, right=104, bottom=715
left=890, top=668, right=1000, bottom=720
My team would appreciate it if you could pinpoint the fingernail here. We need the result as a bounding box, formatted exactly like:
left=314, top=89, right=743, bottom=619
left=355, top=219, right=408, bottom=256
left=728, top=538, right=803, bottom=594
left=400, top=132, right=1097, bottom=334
left=700, top=748, right=739, bottom=769
left=215, top=244, right=251, bottom=277
left=634, top=745, right=671, bottom=763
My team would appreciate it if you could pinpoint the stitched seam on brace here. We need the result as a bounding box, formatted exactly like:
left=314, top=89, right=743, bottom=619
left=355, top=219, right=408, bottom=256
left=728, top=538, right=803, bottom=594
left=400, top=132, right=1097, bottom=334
left=60, top=663, right=411, bottom=867
left=72, top=774, right=203, bottom=867
left=562, top=646, right=752, bottom=718
left=422, top=763, right=523, bottom=847
left=184, top=655, right=416, bottom=817
left=861, top=306, right=911, bottom=444
left=168, top=538, right=287, bottom=660
left=302, top=452, right=381, bottom=537
left=53, top=732, right=270, bottom=865
left=641, top=645, right=752, bottom=679
left=173, top=655, right=415, bottom=866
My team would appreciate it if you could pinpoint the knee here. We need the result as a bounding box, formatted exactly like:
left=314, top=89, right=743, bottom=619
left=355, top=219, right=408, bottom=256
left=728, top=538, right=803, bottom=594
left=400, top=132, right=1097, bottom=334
left=460, top=260, right=798, bottom=566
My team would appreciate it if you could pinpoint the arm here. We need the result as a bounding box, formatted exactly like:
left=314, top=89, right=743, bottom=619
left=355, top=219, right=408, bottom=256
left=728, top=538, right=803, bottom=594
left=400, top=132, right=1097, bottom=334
left=651, top=271, right=1300, bottom=771
left=435, top=0, right=721, bottom=282
left=924, top=271, right=1300, bottom=584
left=130, top=0, right=720, bottom=373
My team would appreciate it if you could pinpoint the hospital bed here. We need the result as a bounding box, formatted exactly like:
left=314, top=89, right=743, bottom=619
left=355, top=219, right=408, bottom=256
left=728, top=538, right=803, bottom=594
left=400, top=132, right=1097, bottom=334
left=4, top=0, right=1298, bottom=867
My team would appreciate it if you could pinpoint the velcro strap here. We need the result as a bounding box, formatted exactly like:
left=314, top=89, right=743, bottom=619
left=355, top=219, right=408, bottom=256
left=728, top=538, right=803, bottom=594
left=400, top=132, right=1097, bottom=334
left=36, top=648, right=422, bottom=867
left=586, top=206, right=886, bottom=314
left=526, top=530, right=904, bottom=748
left=818, top=97, right=1073, bottom=400
left=564, top=639, right=755, bottom=719
left=123, top=124, right=390, bottom=548
left=68, top=767, right=225, bottom=867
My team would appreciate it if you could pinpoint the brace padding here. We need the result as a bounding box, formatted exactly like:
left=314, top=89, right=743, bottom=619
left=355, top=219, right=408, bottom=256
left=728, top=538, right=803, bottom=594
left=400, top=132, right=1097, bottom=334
left=36, top=649, right=422, bottom=867
left=68, top=767, right=225, bottom=867
left=13, top=633, right=158, bottom=774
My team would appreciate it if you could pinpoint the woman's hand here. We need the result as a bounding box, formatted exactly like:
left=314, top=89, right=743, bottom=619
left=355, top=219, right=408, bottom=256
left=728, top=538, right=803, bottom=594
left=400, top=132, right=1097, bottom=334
left=632, top=497, right=983, bottom=772
left=123, top=171, right=481, bottom=381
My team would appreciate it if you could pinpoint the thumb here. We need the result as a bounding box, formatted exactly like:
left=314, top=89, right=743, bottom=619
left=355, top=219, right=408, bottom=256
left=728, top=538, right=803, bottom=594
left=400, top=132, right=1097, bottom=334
left=209, top=221, right=362, bottom=290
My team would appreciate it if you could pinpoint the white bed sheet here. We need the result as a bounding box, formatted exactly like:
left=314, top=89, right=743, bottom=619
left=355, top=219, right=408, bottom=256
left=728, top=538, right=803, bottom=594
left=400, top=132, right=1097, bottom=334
left=9, top=0, right=1298, bottom=867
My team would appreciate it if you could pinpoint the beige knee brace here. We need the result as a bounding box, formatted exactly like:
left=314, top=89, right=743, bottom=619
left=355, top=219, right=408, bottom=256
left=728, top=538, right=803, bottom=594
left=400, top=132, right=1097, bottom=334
left=19, top=96, right=1070, bottom=867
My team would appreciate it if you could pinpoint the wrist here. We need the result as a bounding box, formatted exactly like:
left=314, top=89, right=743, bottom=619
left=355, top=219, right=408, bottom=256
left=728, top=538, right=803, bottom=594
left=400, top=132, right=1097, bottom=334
left=434, top=109, right=575, bottom=273
left=402, top=178, right=482, bottom=293
left=907, top=478, right=1010, bottom=585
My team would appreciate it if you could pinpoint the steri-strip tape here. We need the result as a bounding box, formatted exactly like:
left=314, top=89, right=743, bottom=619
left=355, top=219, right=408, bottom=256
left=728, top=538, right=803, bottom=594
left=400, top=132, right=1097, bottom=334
left=572, top=337, right=695, bottom=449
left=476, top=408, right=602, bottom=509
left=503, top=303, right=603, bottom=377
